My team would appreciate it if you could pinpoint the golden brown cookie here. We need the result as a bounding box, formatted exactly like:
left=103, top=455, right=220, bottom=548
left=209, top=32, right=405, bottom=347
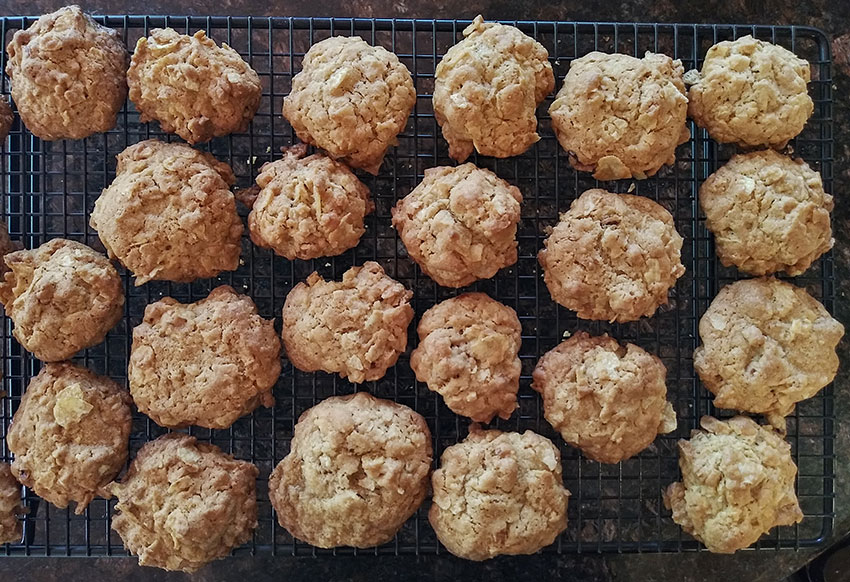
left=663, top=416, right=803, bottom=553
left=90, top=139, right=243, bottom=285
left=0, top=463, right=22, bottom=545
left=0, top=220, right=22, bottom=277
left=0, top=97, right=14, bottom=143
left=128, top=28, right=262, bottom=144
left=269, top=392, right=432, bottom=548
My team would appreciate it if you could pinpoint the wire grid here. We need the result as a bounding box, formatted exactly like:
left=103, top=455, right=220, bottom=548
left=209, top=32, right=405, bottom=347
left=0, top=17, right=835, bottom=557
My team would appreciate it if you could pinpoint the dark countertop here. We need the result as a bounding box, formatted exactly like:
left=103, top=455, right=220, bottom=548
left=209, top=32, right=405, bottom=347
left=1, top=1, right=848, bottom=580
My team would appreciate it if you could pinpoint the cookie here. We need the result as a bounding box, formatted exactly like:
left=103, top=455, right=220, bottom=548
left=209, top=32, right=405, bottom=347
left=281, top=261, right=413, bottom=384
left=128, top=28, right=262, bottom=144
left=538, top=189, right=685, bottom=322
left=410, top=293, right=521, bottom=422
left=429, top=427, right=569, bottom=560
left=269, top=392, right=432, bottom=548
left=90, top=139, right=243, bottom=285
left=693, top=277, right=843, bottom=426
left=699, top=150, right=833, bottom=276
left=0, top=463, right=22, bottom=545
left=0, top=239, right=124, bottom=362
left=433, top=15, right=555, bottom=162
left=549, top=51, right=689, bottom=181
left=0, top=220, right=22, bottom=277
left=686, top=35, right=813, bottom=148
left=0, top=97, right=14, bottom=143
left=245, top=144, right=374, bottom=260
left=531, top=332, right=676, bottom=463
left=5, top=6, right=127, bottom=140
left=283, top=36, right=415, bottom=174
left=391, top=164, right=522, bottom=288
left=108, top=434, right=258, bottom=573
left=663, top=416, right=803, bottom=553
left=7, top=362, right=132, bottom=514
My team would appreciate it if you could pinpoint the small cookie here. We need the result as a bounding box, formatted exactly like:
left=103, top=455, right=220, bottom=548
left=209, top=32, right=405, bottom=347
left=429, top=427, right=569, bottom=560
left=90, top=139, right=243, bottom=285
left=538, top=189, right=685, bottom=322
left=391, top=164, right=522, bottom=288
left=0, top=220, right=22, bottom=277
left=433, top=15, right=555, bottom=162
left=269, top=392, right=432, bottom=548
left=7, top=362, right=132, bottom=513
left=693, top=277, right=843, bottom=425
left=281, top=261, right=413, bottom=383
left=0, top=239, right=124, bottom=362
left=686, top=35, right=813, bottom=148
left=0, top=97, right=14, bottom=143
left=663, top=416, right=803, bottom=553
left=410, top=293, right=521, bottom=422
left=531, top=331, right=676, bottom=463
left=0, top=463, right=22, bottom=545
left=109, top=434, right=258, bottom=573
left=549, top=51, right=689, bottom=181
left=5, top=6, right=127, bottom=140
left=129, top=28, right=262, bottom=144
left=283, top=36, right=415, bottom=174
left=700, top=150, right=833, bottom=276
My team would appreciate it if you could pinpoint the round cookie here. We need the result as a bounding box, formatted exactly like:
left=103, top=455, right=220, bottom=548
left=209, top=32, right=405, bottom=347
left=686, top=35, right=813, bottom=148
left=282, top=36, right=415, bottom=174
left=410, top=293, right=521, bottom=423
left=108, top=434, right=258, bottom=573
left=90, top=139, right=243, bottom=285
left=7, top=362, right=132, bottom=513
left=531, top=331, right=676, bottom=463
left=693, top=277, right=843, bottom=425
left=5, top=6, right=127, bottom=141
left=429, top=427, right=570, bottom=560
left=268, top=392, right=432, bottom=548
left=663, top=416, right=803, bottom=553
left=245, top=144, right=374, bottom=260
left=699, top=150, right=833, bottom=276
left=281, top=261, right=413, bottom=384
left=391, top=164, right=522, bottom=288
left=433, top=15, right=555, bottom=162
left=129, top=28, right=262, bottom=144
left=129, top=285, right=280, bottom=429
left=549, top=51, right=689, bottom=181
left=0, top=463, right=22, bottom=545
left=0, top=239, right=124, bottom=362
left=0, top=97, right=14, bottom=143
left=538, top=189, right=685, bottom=322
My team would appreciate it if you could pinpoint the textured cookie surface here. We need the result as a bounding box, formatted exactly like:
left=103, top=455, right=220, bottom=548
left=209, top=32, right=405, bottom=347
left=269, top=392, right=432, bottom=548
left=0, top=97, right=14, bottom=143
left=90, top=139, right=243, bottom=285
left=0, top=464, right=22, bottom=545
left=538, top=189, right=685, bottom=322
left=0, top=220, right=23, bottom=278
left=663, top=416, right=803, bottom=553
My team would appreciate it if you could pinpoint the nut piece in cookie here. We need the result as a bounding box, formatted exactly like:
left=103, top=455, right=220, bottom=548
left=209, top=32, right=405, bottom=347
left=532, top=331, right=676, bottom=463
left=410, top=293, right=521, bottom=422
left=0, top=239, right=124, bottom=362
left=0, top=463, right=23, bottom=545
left=700, top=150, right=833, bottom=276
left=663, top=416, right=803, bottom=553
left=433, top=15, right=554, bottom=162
left=693, top=277, right=843, bottom=426
left=269, top=392, right=432, bottom=548
left=90, top=139, right=243, bottom=285
left=128, top=28, right=262, bottom=144
left=538, top=189, right=685, bottom=322
left=0, top=97, right=14, bottom=144
left=108, top=434, right=258, bottom=573
left=283, top=36, right=415, bottom=174
left=686, top=35, right=813, bottom=148
left=549, top=51, right=689, bottom=181
left=281, top=261, right=413, bottom=383
left=429, top=426, right=570, bottom=560
left=391, top=164, right=522, bottom=288
left=5, top=5, right=127, bottom=140
left=7, top=362, right=132, bottom=514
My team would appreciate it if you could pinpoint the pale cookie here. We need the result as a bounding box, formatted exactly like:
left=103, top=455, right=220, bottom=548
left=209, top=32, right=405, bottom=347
left=269, top=392, right=432, bottom=548
left=0, top=97, right=14, bottom=143
left=0, top=220, right=22, bottom=277
left=531, top=331, right=676, bottom=463
left=391, top=164, right=522, bottom=288
left=538, top=189, right=685, bottom=322
left=283, top=36, right=415, bottom=174
left=0, top=463, right=22, bottom=545
left=663, top=416, right=803, bottom=553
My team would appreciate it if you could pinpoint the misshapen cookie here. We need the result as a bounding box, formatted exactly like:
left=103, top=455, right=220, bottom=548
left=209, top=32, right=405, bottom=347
left=0, top=464, right=22, bottom=545
left=0, top=97, right=14, bottom=143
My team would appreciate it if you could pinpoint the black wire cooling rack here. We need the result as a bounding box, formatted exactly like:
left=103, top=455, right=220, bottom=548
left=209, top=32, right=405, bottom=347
left=0, top=17, right=835, bottom=557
